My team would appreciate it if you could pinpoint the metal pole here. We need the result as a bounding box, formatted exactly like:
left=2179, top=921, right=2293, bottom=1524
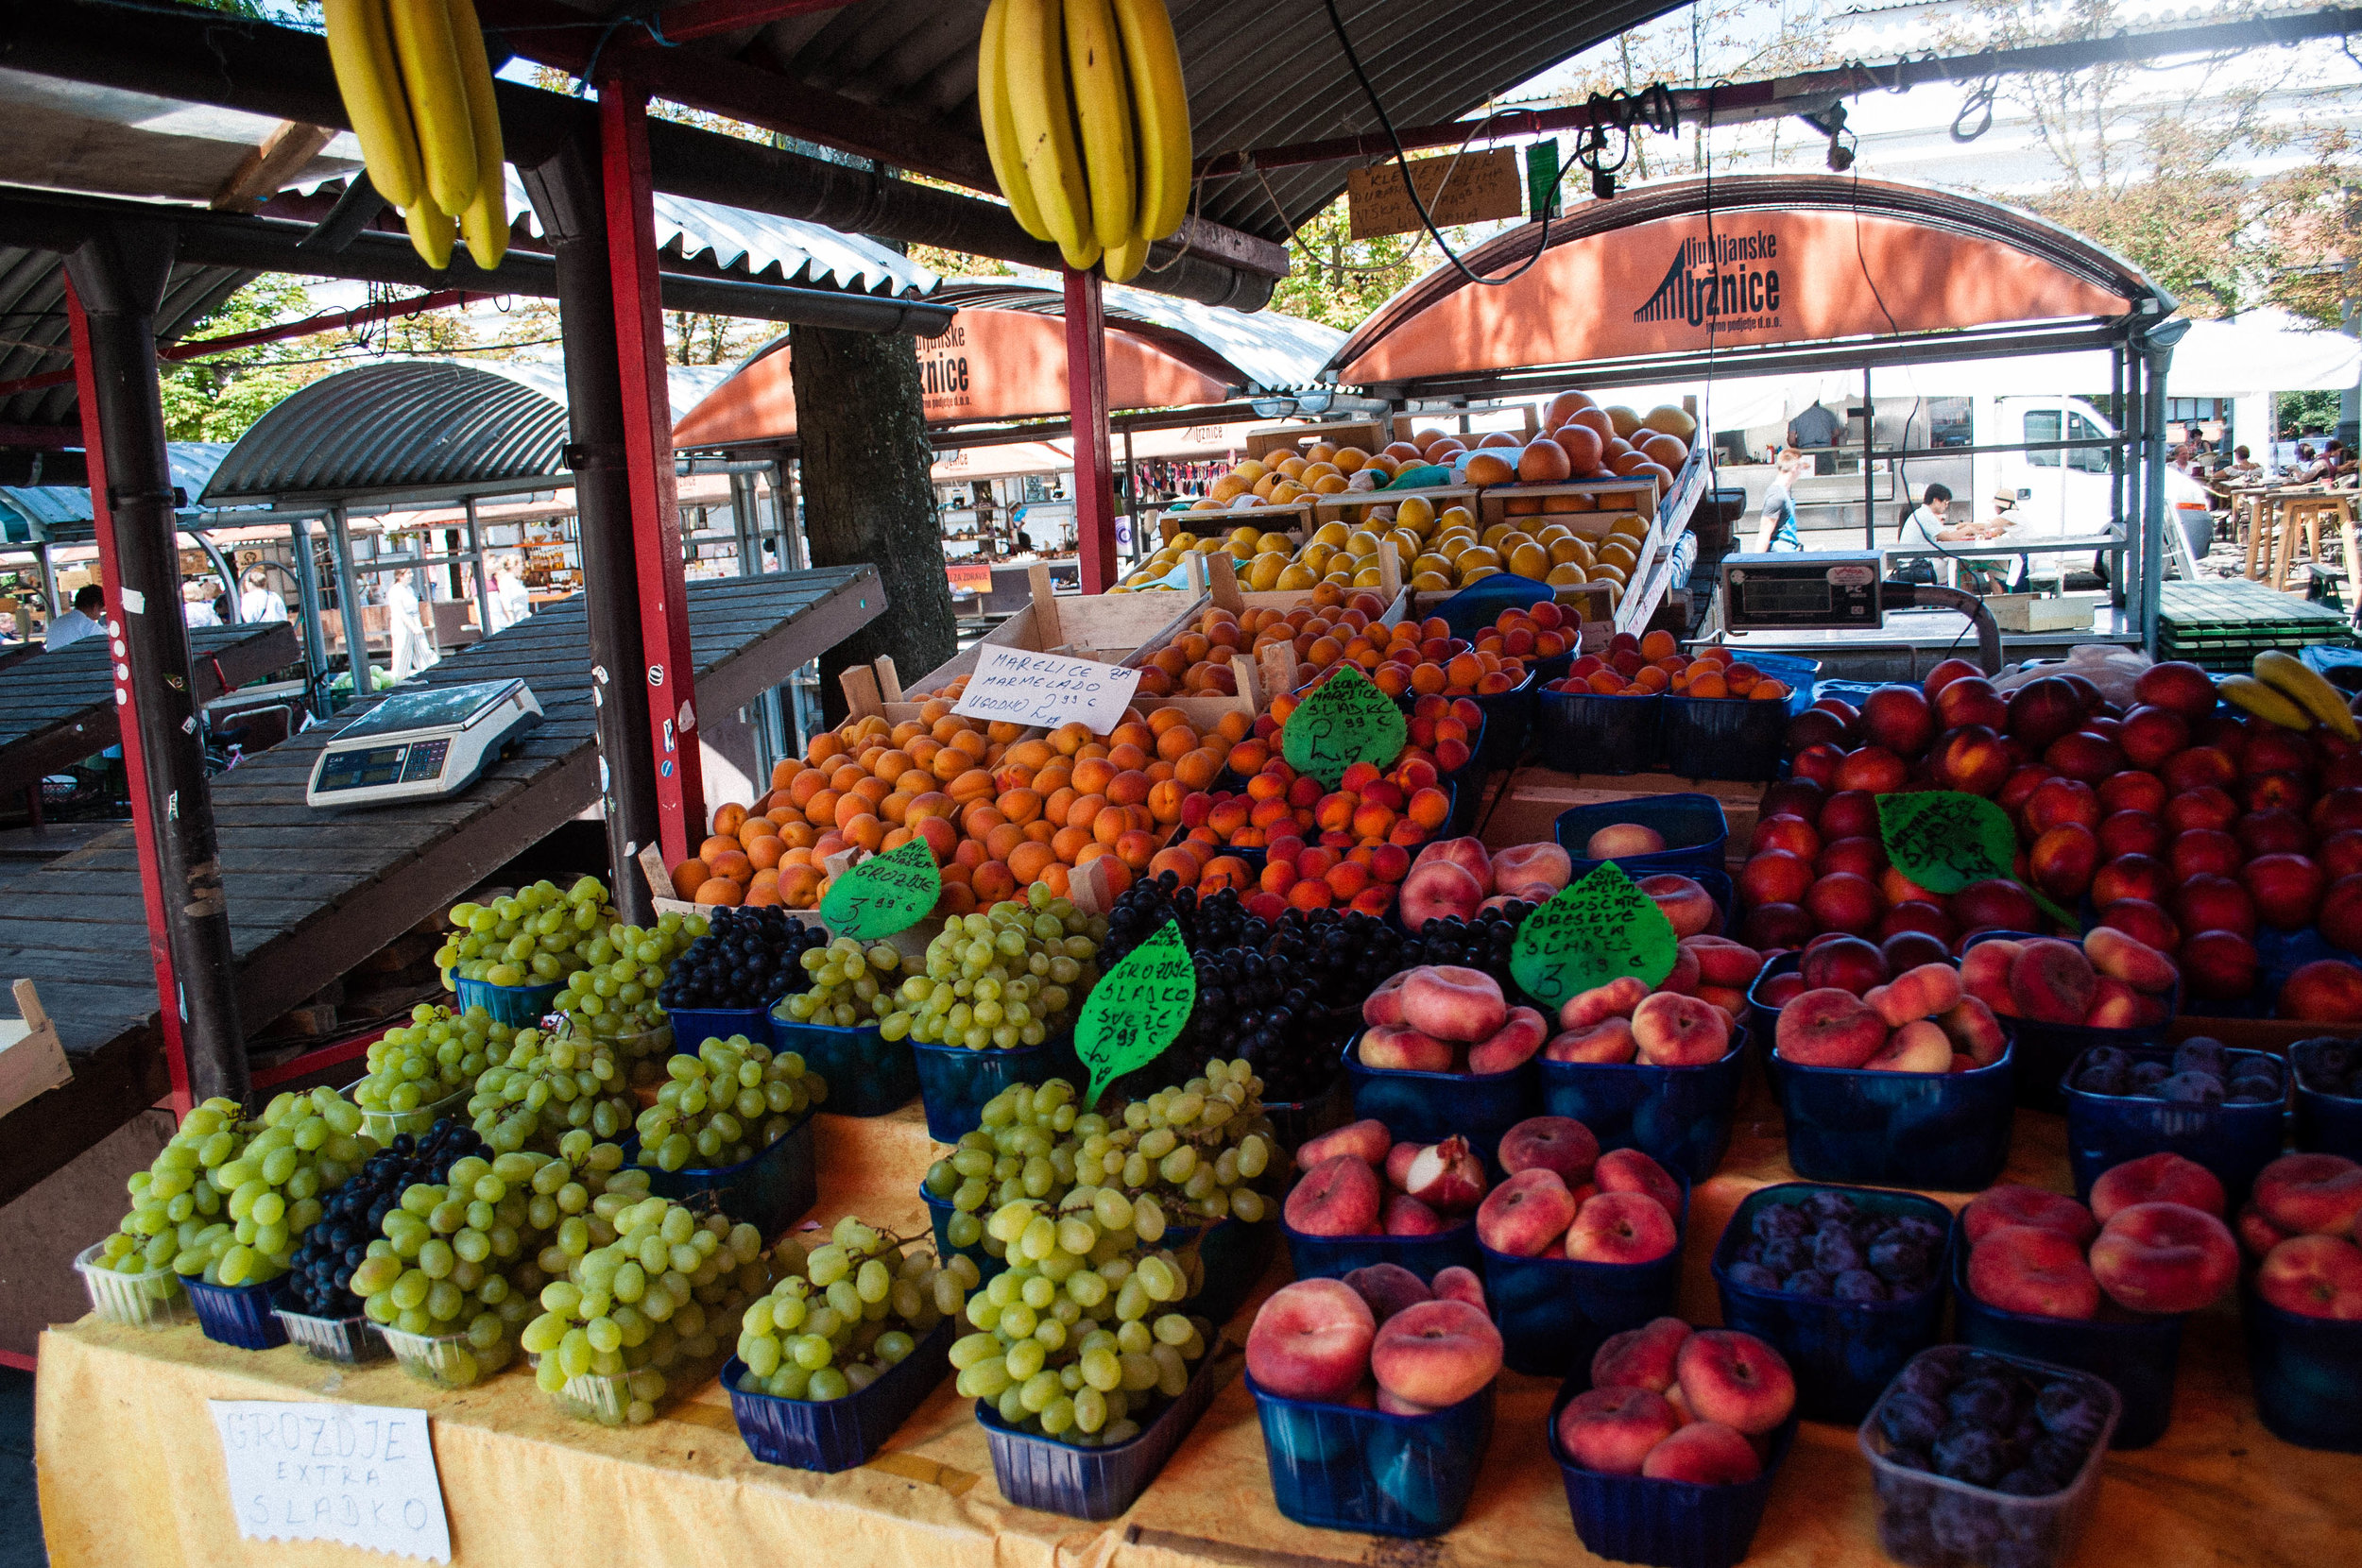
left=599, top=76, right=705, bottom=863
left=524, top=128, right=663, bottom=925
left=193, top=528, right=239, bottom=622
left=1065, top=267, right=1118, bottom=591
left=2110, top=346, right=2126, bottom=579
left=1122, top=423, right=1138, bottom=572
left=1862, top=366, right=1876, bottom=549
left=287, top=514, right=329, bottom=701
left=64, top=232, right=247, bottom=1109
left=33, top=542, right=55, bottom=629
left=2141, top=331, right=2176, bottom=657
left=466, top=496, right=492, bottom=639
left=326, top=502, right=370, bottom=700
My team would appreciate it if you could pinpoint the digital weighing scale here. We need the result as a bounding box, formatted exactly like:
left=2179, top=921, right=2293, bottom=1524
left=306, top=679, right=543, bottom=810
left=1719, top=551, right=1886, bottom=631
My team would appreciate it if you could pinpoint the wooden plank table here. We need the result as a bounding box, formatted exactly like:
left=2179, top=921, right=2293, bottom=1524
left=0, top=566, right=884, bottom=1206
left=0, top=621, right=300, bottom=800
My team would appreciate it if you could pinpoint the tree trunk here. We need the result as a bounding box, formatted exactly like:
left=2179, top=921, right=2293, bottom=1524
left=789, top=322, right=956, bottom=724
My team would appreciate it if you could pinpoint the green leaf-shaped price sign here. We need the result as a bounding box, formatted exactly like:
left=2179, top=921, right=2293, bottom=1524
left=1281, top=662, right=1408, bottom=788
left=1510, top=861, right=1678, bottom=1009
left=1074, top=919, right=1195, bottom=1109
left=818, top=836, right=941, bottom=939
left=1878, top=791, right=2076, bottom=929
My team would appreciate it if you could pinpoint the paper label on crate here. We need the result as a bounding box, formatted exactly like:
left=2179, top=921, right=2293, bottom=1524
left=1075, top=919, right=1195, bottom=1109
left=1281, top=663, right=1408, bottom=788
left=1510, top=861, right=1677, bottom=1008
left=819, top=836, right=941, bottom=939
left=951, top=645, right=1140, bottom=735
left=209, top=1400, right=451, bottom=1563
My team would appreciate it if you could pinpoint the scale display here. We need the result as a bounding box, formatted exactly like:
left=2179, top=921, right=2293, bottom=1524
left=306, top=679, right=542, bottom=810
left=1720, top=552, right=1886, bottom=631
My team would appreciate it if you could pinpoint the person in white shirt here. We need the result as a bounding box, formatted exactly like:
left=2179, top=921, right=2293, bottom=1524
left=181, top=580, right=221, bottom=628
left=238, top=567, right=288, bottom=623
left=494, top=554, right=531, bottom=632
left=385, top=570, right=439, bottom=681
left=44, top=585, right=105, bottom=651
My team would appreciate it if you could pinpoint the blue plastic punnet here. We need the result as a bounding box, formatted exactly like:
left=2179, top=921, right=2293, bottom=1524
left=769, top=1012, right=917, bottom=1117
left=725, top=1318, right=954, bottom=1472
left=1767, top=1039, right=2015, bottom=1191
left=1536, top=687, right=1662, bottom=775
left=1344, top=1038, right=1539, bottom=1174
left=640, top=1112, right=818, bottom=1239
left=977, top=1346, right=1222, bottom=1519
left=2241, top=1279, right=2362, bottom=1453
left=1536, top=1031, right=1747, bottom=1183
left=1248, top=1373, right=1493, bottom=1538
left=1283, top=1218, right=1481, bottom=1286
left=1555, top=793, right=1730, bottom=879
left=185, top=1276, right=289, bottom=1351
left=1551, top=1388, right=1797, bottom=1568
left=1960, top=931, right=2176, bottom=1110
left=2062, top=1044, right=2285, bottom=1207
left=910, top=1034, right=1075, bottom=1142
left=1481, top=1173, right=1689, bottom=1378
left=662, top=1004, right=773, bottom=1054
left=454, top=977, right=563, bottom=1028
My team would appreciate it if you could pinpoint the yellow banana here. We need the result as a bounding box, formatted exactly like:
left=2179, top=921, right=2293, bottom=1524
left=1103, top=230, right=1149, bottom=282
left=2220, top=673, right=2314, bottom=732
left=1004, top=0, right=1099, bottom=270
left=445, top=0, right=508, bottom=269
left=2254, top=650, right=2359, bottom=741
left=404, top=198, right=455, bottom=269
left=1110, top=0, right=1190, bottom=243
left=387, top=0, right=480, bottom=217
left=323, top=0, right=424, bottom=212
left=1063, top=0, right=1135, bottom=253
left=978, top=0, right=1053, bottom=241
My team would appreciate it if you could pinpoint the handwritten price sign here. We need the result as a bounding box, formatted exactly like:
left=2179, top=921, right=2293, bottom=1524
left=950, top=645, right=1140, bottom=734
left=1878, top=790, right=2076, bottom=928
left=819, top=837, right=941, bottom=939
left=210, top=1401, right=451, bottom=1562
left=1280, top=663, right=1408, bottom=788
left=1510, top=861, right=1678, bottom=1008
left=1074, top=919, right=1195, bottom=1108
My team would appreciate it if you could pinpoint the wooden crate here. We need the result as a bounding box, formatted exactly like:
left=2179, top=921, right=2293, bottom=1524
left=1484, top=770, right=1767, bottom=867
left=1308, top=485, right=1481, bottom=530
left=1477, top=476, right=1660, bottom=530
left=0, top=980, right=69, bottom=1119
left=1244, top=419, right=1389, bottom=463
left=1613, top=444, right=1713, bottom=636
left=1155, top=501, right=1315, bottom=547
left=869, top=563, right=1203, bottom=717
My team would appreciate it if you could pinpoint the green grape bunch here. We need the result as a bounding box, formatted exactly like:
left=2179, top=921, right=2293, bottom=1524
left=357, top=1004, right=515, bottom=1118
left=634, top=1035, right=821, bottom=1173
left=776, top=937, right=904, bottom=1029
left=551, top=913, right=704, bottom=1050
left=469, top=1022, right=638, bottom=1153
left=437, top=877, right=620, bottom=989
left=732, top=1218, right=978, bottom=1401
left=878, top=887, right=1104, bottom=1050
left=91, top=1089, right=377, bottom=1292
left=521, top=1193, right=771, bottom=1424
left=948, top=1197, right=1212, bottom=1446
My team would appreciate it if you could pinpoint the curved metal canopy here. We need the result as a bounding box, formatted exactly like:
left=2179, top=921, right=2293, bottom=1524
left=934, top=276, right=1343, bottom=393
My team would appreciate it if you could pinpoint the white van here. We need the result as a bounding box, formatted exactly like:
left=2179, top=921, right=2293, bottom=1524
left=1969, top=395, right=2212, bottom=571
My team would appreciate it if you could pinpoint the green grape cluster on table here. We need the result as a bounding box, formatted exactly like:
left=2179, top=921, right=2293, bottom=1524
left=436, top=877, right=619, bottom=988
left=551, top=913, right=703, bottom=1066
left=949, top=1195, right=1212, bottom=1446
left=356, top=1004, right=515, bottom=1120
left=732, top=1218, right=977, bottom=1401
left=634, top=1034, right=821, bottom=1173
left=921, top=1064, right=1275, bottom=1263
left=521, top=1192, right=771, bottom=1424
left=352, top=1132, right=647, bottom=1388
left=469, top=1023, right=639, bottom=1153
left=878, top=888, right=1104, bottom=1049
left=90, top=1089, right=377, bottom=1292
left=776, top=937, right=904, bottom=1029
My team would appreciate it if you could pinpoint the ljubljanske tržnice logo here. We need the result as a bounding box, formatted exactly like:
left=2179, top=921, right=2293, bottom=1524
left=1634, top=228, right=1784, bottom=331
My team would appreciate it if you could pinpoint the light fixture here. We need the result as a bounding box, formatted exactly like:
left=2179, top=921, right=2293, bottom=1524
left=1294, top=388, right=1334, bottom=416
left=1249, top=396, right=1297, bottom=418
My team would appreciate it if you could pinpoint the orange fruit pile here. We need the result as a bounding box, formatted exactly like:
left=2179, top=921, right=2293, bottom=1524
left=1132, top=586, right=1397, bottom=701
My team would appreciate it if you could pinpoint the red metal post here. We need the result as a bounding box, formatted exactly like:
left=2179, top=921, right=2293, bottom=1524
left=66, top=282, right=190, bottom=1114
left=1065, top=267, right=1118, bottom=591
left=597, top=77, right=705, bottom=864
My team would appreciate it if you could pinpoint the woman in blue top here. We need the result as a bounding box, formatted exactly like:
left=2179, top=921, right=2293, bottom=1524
left=1754, top=447, right=1804, bottom=552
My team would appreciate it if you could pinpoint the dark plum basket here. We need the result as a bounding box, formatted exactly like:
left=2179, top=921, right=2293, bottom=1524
left=639, top=1111, right=818, bottom=1238
left=724, top=1317, right=954, bottom=1472
left=977, top=1345, right=1224, bottom=1520
left=1536, top=1029, right=1748, bottom=1184
left=1858, top=1345, right=2118, bottom=1568
left=1766, top=1039, right=2015, bottom=1192
left=1343, top=1037, right=1540, bottom=1175
left=2062, top=1044, right=2287, bottom=1207
left=1481, top=1173, right=1689, bottom=1378
left=1709, top=1183, right=1953, bottom=1424
left=1948, top=1216, right=2182, bottom=1449
left=1554, top=793, right=1730, bottom=880
left=1247, top=1372, right=1494, bottom=1538
left=454, top=977, right=563, bottom=1029
left=910, top=1034, right=1075, bottom=1143
left=2294, top=1070, right=2362, bottom=1159
left=1282, top=1215, right=1481, bottom=1285
left=920, top=1184, right=1007, bottom=1285
left=769, top=1013, right=918, bottom=1117
left=1536, top=687, right=1663, bottom=775
left=664, top=1004, right=773, bottom=1053
left=1960, top=931, right=2177, bottom=1111
left=1549, top=1386, right=1799, bottom=1568
left=2242, top=1278, right=2362, bottom=1453
left=184, top=1276, right=289, bottom=1351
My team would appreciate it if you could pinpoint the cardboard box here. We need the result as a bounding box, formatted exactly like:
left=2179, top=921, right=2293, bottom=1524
left=1986, top=594, right=2095, bottom=633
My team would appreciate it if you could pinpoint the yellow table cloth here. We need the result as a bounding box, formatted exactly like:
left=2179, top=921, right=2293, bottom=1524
left=36, top=1082, right=2362, bottom=1568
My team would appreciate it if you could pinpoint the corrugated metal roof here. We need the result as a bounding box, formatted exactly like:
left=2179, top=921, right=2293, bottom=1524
left=933, top=273, right=1343, bottom=391
left=0, top=250, right=252, bottom=432
left=0, top=441, right=233, bottom=541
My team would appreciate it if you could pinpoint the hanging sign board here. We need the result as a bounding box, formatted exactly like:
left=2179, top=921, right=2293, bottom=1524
left=947, top=562, right=995, bottom=595
left=1347, top=149, right=1524, bottom=240
left=952, top=645, right=1141, bottom=734
left=209, top=1401, right=452, bottom=1562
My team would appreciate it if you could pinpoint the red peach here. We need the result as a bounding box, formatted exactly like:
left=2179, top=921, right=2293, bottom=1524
left=2173, top=874, right=2258, bottom=939
left=2238, top=1201, right=2296, bottom=1260
left=2242, top=727, right=2316, bottom=777
left=2028, top=823, right=2098, bottom=902
left=2044, top=730, right=2124, bottom=784
left=1775, top=987, right=1887, bottom=1067
left=1749, top=815, right=1822, bottom=860
left=2097, top=811, right=2168, bottom=862
left=2239, top=809, right=2316, bottom=860
left=1642, top=1422, right=1764, bottom=1484
left=1544, top=1019, right=1638, bottom=1065
left=2007, top=676, right=2089, bottom=752
left=2165, top=786, right=2241, bottom=836
left=1759, top=779, right=1826, bottom=825
left=2083, top=976, right=2143, bottom=1029
left=2097, top=770, right=2169, bottom=817
left=1430, top=1266, right=1486, bottom=1310
left=2132, top=660, right=2218, bottom=720
left=2022, top=776, right=2101, bottom=838
left=1359, top=1024, right=1455, bottom=1071
left=2244, top=853, right=2328, bottom=929
left=1632, top=992, right=1732, bottom=1066
left=1864, top=1019, right=1953, bottom=1072
left=1566, top=1190, right=1678, bottom=1263
left=1739, top=903, right=1815, bottom=952
left=1935, top=674, right=2011, bottom=732
left=1467, top=1006, right=1549, bottom=1074
left=2082, top=925, right=2178, bottom=994
left=1401, top=965, right=1507, bottom=1043
left=2315, top=788, right=2362, bottom=839
left=1590, top=1316, right=1692, bottom=1394
left=1963, top=1184, right=2097, bottom=1247
left=2253, top=1152, right=2362, bottom=1237
left=1476, top=1167, right=1580, bottom=1257
left=1401, top=1135, right=1488, bottom=1214
left=1864, top=963, right=1964, bottom=1028
left=2168, top=828, right=2241, bottom=882
left=2089, top=1202, right=2238, bottom=1315
left=1398, top=861, right=1487, bottom=930
left=2163, top=747, right=2239, bottom=795
left=1949, top=879, right=2039, bottom=934
left=1246, top=1278, right=1376, bottom=1401
left=1384, top=1193, right=1451, bottom=1236
left=2278, top=959, right=2362, bottom=1023
left=2008, top=939, right=2097, bottom=1026
left=2257, top=1235, right=2362, bottom=1320
left=1370, top=1299, right=1502, bottom=1407
left=1996, top=764, right=2057, bottom=817
left=1343, top=1262, right=1432, bottom=1324
left=1879, top=910, right=1957, bottom=957
left=2115, top=704, right=2190, bottom=769
left=2096, top=898, right=2180, bottom=953
left=2179, top=929, right=2261, bottom=1000
left=1683, top=935, right=1767, bottom=989
left=2247, top=772, right=2314, bottom=815
left=1968, top=1224, right=2100, bottom=1319
left=2323, top=873, right=2362, bottom=955
left=2090, top=854, right=2167, bottom=909
left=1641, top=874, right=1720, bottom=938
left=1835, top=746, right=1909, bottom=794
left=1558, top=976, right=1651, bottom=1031
left=1860, top=685, right=1938, bottom=758
left=1925, top=657, right=1983, bottom=700
left=1932, top=724, right=2014, bottom=796
left=1937, top=997, right=2008, bottom=1067
left=1286, top=1154, right=1385, bottom=1236
left=2092, top=1150, right=2226, bottom=1222
left=1556, top=1387, right=1684, bottom=1475
left=1594, top=1148, right=1683, bottom=1216
left=1816, top=837, right=1888, bottom=881
left=1674, top=1329, right=1796, bottom=1436
left=1820, top=790, right=1881, bottom=842
left=1498, top=1116, right=1600, bottom=1184
left=1801, top=934, right=1891, bottom=995
left=1588, top=823, right=1669, bottom=860
left=1385, top=1142, right=1423, bottom=1191
left=1297, top=1118, right=1392, bottom=1169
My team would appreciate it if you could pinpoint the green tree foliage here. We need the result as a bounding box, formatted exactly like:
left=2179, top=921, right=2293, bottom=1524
left=1269, top=199, right=1457, bottom=331
left=2278, top=388, right=2343, bottom=435
left=159, top=277, right=326, bottom=443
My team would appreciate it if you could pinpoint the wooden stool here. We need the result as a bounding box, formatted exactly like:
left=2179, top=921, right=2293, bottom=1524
left=2245, top=495, right=2287, bottom=584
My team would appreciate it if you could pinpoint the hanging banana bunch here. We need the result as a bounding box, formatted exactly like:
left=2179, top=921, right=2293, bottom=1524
left=324, top=0, right=508, bottom=270
left=980, top=0, right=1190, bottom=283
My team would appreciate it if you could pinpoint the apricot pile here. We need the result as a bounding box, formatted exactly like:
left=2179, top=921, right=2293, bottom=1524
left=1548, top=632, right=1791, bottom=702
left=1132, top=588, right=1397, bottom=702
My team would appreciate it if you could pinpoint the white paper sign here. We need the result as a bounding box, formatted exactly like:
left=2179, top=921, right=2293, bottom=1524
left=950, top=645, right=1141, bottom=734
left=210, top=1400, right=452, bottom=1563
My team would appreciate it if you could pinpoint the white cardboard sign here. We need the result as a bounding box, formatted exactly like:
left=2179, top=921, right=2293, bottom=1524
left=950, top=645, right=1141, bottom=734
left=210, top=1400, right=452, bottom=1562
